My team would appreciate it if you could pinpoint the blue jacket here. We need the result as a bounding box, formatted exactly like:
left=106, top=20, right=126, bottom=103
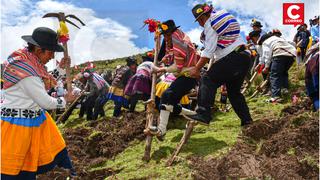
left=311, top=25, right=319, bottom=43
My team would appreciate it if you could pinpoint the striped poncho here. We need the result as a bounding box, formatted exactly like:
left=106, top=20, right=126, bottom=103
left=162, top=29, right=199, bottom=73
left=210, top=10, right=240, bottom=49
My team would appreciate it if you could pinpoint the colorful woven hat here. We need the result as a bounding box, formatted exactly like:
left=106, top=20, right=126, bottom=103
left=160, top=20, right=180, bottom=34
left=192, top=3, right=213, bottom=22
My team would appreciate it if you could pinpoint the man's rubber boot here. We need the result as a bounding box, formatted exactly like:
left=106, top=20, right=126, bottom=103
left=184, top=113, right=211, bottom=126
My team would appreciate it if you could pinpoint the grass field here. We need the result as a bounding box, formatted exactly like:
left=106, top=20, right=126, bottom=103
left=62, top=58, right=309, bottom=179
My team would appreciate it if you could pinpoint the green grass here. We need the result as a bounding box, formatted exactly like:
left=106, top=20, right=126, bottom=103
left=255, top=140, right=264, bottom=154
left=248, top=95, right=288, bottom=120
left=299, top=154, right=319, bottom=169
left=61, top=55, right=308, bottom=179
left=70, top=54, right=145, bottom=75
left=88, top=78, right=300, bottom=179
left=88, top=130, right=103, bottom=140
left=287, top=147, right=296, bottom=156
left=88, top=94, right=293, bottom=179
left=91, top=110, right=241, bottom=180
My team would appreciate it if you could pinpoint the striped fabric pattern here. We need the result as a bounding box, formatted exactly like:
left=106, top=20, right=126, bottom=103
left=3, top=48, right=50, bottom=89
left=210, top=10, right=240, bottom=49
left=137, top=62, right=153, bottom=76
left=166, top=29, right=199, bottom=70
left=92, top=73, right=108, bottom=90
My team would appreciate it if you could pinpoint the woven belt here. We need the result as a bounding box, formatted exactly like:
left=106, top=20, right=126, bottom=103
left=1, top=108, right=42, bottom=118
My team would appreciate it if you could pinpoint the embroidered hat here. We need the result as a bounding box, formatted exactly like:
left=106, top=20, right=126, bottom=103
left=192, top=3, right=213, bottom=22
left=160, top=20, right=180, bottom=34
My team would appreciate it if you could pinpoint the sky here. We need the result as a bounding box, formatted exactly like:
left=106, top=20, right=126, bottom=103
left=1, top=0, right=318, bottom=70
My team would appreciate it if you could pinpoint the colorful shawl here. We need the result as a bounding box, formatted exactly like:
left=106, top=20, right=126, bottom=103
left=163, top=29, right=199, bottom=71
left=136, top=61, right=153, bottom=77
left=92, top=73, right=108, bottom=90
left=3, top=48, right=54, bottom=90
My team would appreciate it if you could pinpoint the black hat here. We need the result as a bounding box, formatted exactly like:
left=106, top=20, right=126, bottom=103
left=142, top=55, right=153, bottom=62
left=251, top=19, right=263, bottom=28
left=22, top=27, right=64, bottom=52
left=297, top=23, right=308, bottom=30
left=160, top=20, right=180, bottom=34
left=192, top=4, right=213, bottom=22
left=126, top=57, right=137, bottom=66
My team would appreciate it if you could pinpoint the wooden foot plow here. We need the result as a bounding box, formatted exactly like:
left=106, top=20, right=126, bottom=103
left=142, top=26, right=161, bottom=161
left=166, top=121, right=196, bottom=166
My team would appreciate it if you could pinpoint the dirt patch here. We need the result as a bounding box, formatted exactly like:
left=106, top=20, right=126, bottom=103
left=190, top=100, right=319, bottom=180
left=242, top=118, right=285, bottom=141
left=281, top=97, right=313, bottom=115
left=38, top=111, right=147, bottom=179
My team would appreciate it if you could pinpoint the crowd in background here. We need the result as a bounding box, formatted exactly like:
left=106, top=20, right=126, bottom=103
left=49, top=16, right=318, bottom=124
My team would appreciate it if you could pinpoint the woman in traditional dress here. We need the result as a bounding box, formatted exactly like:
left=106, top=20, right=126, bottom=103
left=105, top=57, right=137, bottom=117
left=144, top=20, right=199, bottom=138
left=124, top=55, right=166, bottom=112
left=1, top=27, right=74, bottom=179
left=155, top=73, right=191, bottom=110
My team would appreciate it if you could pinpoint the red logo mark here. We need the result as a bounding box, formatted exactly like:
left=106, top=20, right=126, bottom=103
left=283, top=3, right=304, bottom=27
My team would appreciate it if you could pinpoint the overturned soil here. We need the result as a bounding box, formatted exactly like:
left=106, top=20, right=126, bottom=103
left=39, top=111, right=147, bottom=179
left=190, top=99, right=319, bottom=180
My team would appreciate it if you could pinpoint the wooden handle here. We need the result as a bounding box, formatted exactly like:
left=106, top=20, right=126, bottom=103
left=63, top=43, right=72, bottom=98
left=143, top=33, right=161, bottom=162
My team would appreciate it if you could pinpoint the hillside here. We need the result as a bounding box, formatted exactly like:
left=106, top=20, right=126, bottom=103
left=41, top=58, right=319, bottom=180
left=70, top=53, right=145, bottom=75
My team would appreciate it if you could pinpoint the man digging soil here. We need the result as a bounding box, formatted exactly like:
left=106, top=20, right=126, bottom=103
left=185, top=3, right=253, bottom=127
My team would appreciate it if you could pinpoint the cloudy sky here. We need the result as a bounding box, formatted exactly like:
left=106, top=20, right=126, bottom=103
left=1, top=0, right=318, bottom=70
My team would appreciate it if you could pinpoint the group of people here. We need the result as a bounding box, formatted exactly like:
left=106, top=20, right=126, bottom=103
left=0, top=2, right=319, bottom=179
left=247, top=16, right=319, bottom=105
left=294, top=16, right=319, bottom=64
left=248, top=22, right=296, bottom=102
